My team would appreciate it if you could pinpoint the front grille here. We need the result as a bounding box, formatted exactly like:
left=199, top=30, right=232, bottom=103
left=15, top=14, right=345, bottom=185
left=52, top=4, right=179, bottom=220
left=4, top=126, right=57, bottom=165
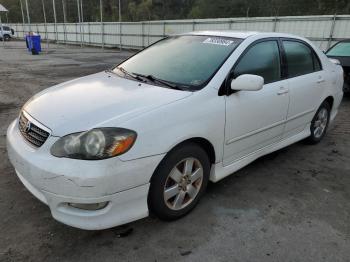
left=18, top=113, right=50, bottom=147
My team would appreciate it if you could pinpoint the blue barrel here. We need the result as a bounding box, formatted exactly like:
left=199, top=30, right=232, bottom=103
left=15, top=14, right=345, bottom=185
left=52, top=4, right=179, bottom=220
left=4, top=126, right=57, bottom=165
left=26, top=35, right=41, bottom=55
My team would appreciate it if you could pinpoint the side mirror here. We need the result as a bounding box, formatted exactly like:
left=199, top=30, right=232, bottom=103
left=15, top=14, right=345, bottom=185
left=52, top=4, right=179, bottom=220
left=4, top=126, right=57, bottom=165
left=231, top=74, right=264, bottom=92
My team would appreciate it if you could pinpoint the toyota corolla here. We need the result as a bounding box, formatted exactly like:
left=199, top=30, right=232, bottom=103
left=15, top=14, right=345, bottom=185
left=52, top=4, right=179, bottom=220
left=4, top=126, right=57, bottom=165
left=7, top=31, right=343, bottom=230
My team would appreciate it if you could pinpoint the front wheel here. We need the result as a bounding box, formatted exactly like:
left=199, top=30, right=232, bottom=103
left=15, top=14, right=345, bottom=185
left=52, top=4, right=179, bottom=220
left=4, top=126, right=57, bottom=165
left=306, top=101, right=330, bottom=144
left=148, top=143, right=210, bottom=221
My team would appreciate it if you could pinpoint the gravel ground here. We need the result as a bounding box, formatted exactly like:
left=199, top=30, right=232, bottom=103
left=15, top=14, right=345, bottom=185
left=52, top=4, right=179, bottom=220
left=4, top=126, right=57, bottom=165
left=0, top=41, right=349, bottom=262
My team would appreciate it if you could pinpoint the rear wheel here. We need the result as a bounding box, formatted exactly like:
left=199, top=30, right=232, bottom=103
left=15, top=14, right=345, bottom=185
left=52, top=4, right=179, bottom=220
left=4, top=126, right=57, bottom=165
left=148, top=143, right=210, bottom=220
left=3, top=34, right=10, bottom=41
left=306, top=101, right=330, bottom=144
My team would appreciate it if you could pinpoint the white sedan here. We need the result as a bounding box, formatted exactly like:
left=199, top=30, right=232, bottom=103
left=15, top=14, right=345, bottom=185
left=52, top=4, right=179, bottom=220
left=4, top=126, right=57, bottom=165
left=7, top=31, right=343, bottom=230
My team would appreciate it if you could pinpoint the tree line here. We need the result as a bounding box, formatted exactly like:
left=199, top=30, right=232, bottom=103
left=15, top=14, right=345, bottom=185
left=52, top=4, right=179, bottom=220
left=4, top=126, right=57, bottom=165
left=1, top=0, right=349, bottom=24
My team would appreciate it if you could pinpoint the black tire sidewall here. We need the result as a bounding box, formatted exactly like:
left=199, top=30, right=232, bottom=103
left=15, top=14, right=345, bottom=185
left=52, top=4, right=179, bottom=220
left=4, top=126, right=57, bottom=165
left=148, top=143, right=210, bottom=220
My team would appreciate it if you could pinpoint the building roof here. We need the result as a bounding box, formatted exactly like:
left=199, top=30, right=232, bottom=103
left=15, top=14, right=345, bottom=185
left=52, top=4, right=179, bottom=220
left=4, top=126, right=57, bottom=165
left=0, top=4, right=8, bottom=12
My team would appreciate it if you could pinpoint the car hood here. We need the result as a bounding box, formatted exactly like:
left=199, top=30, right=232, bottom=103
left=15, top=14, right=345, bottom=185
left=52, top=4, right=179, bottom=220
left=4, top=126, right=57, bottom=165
left=326, top=55, right=350, bottom=67
left=23, top=71, right=192, bottom=136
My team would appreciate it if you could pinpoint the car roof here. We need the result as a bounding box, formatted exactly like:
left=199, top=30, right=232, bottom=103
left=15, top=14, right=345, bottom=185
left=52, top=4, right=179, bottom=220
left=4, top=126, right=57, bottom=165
left=184, top=30, right=302, bottom=40
left=188, top=31, right=259, bottom=39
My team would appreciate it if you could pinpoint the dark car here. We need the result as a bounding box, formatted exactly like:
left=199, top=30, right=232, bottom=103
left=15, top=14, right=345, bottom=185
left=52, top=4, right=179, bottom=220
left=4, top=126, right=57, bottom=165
left=326, top=40, right=350, bottom=94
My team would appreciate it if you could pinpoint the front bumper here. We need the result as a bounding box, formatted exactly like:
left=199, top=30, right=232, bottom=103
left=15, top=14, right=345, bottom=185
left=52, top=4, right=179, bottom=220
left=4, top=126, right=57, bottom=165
left=7, top=119, right=165, bottom=230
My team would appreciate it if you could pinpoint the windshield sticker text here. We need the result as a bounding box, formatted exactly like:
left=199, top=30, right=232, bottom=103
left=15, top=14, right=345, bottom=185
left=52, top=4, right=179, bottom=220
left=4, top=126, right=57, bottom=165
left=203, top=37, right=234, bottom=46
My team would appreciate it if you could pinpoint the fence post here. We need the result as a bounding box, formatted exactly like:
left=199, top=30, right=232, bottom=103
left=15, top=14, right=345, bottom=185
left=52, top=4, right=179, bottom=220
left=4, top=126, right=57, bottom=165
left=327, top=14, right=337, bottom=49
left=76, top=23, right=78, bottom=42
left=80, top=0, right=84, bottom=46
left=63, top=23, right=66, bottom=44
left=19, top=0, right=25, bottom=35
left=76, top=0, right=82, bottom=47
left=40, top=0, right=48, bottom=50
left=163, top=21, right=166, bottom=37
left=24, top=0, right=31, bottom=32
left=119, top=22, right=122, bottom=50
left=52, top=0, right=57, bottom=43
left=101, top=22, right=104, bottom=48
left=273, top=16, right=278, bottom=32
left=100, top=0, right=104, bottom=49
left=141, top=22, right=144, bottom=48
left=88, top=22, right=91, bottom=45
left=62, top=0, right=67, bottom=44
left=192, top=20, right=195, bottom=31
left=148, top=21, right=150, bottom=46
left=0, top=15, right=4, bottom=47
left=229, top=19, right=233, bottom=30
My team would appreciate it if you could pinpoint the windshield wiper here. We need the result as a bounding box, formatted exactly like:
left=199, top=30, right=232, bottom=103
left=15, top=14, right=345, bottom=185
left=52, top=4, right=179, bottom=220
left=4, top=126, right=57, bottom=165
left=132, top=72, right=183, bottom=90
left=114, top=67, right=145, bottom=82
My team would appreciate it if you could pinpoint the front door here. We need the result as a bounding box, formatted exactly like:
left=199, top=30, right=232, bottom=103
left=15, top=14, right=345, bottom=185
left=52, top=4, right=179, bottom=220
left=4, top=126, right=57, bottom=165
left=223, top=40, right=289, bottom=166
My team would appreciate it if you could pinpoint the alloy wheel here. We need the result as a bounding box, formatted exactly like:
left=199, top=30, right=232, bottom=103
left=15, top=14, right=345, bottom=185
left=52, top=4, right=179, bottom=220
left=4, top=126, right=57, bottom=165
left=314, top=108, right=328, bottom=139
left=163, top=157, right=203, bottom=211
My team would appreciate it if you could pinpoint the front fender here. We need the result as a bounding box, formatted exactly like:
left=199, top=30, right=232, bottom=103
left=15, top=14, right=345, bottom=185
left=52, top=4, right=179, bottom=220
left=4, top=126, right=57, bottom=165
left=117, top=88, right=226, bottom=163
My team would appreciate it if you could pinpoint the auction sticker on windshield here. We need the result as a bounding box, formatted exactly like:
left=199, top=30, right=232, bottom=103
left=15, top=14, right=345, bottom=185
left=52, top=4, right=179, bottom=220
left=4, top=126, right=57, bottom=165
left=203, top=37, right=234, bottom=46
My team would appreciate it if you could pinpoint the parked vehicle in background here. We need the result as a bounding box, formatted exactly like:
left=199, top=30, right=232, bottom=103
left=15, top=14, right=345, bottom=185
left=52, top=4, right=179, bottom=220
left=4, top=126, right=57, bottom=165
left=0, top=25, right=14, bottom=41
left=7, top=31, right=344, bottom=230
left=326, top=40, right=350, bottom=94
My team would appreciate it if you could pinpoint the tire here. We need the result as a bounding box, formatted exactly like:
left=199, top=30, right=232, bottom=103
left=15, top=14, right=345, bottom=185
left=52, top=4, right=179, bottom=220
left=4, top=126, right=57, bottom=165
left=4, top=35, right=10, bottom=41
left=148, top=143, right=210, bottom=221
left=306, top=101, right=331, bottom=144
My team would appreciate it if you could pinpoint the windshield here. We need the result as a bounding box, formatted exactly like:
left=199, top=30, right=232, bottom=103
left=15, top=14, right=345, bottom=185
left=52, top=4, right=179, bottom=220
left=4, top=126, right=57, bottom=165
left=114, top=35, right=242, bottom=90
left=327, top=42, right=350, bottom=57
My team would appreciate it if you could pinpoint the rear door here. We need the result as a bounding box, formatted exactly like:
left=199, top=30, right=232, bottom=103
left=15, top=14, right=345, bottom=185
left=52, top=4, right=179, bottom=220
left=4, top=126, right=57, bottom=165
left=281, top=39, right=326, bottom=138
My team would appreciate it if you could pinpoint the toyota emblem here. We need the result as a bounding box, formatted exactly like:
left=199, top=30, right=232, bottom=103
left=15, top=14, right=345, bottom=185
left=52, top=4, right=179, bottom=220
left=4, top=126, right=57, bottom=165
left=24, top=121, right=32, bottom=133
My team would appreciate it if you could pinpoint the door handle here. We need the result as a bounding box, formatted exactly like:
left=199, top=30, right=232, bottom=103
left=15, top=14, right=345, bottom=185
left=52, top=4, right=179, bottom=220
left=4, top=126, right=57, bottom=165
left=317, top=76, right=325, bottom=83
left=277, top=87, right=289, bottom=95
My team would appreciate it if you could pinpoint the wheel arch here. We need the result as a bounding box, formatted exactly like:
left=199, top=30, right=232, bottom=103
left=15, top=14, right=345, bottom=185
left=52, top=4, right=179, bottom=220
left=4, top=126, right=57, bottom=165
left=323, top=96, right=334, bottom=110
left=172, top=137, right=216, bottom=165
left=149, top=137, right=216, bottom=183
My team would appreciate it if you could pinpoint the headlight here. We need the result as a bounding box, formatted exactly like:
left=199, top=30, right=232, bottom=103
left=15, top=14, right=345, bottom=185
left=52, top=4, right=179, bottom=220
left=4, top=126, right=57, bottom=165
left=50, top=128, right=137, bottom=160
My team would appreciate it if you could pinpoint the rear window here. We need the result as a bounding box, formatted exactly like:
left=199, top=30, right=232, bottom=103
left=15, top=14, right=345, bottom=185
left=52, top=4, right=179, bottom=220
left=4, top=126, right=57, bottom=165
left=327, top=42, right=350, bottom=57
left=2, top=26, right=10, bottom=31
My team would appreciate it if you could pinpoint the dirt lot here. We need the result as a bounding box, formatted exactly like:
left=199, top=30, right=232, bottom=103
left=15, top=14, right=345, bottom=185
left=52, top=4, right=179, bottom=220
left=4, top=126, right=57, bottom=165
left=0, top=41, right=349, bottom=262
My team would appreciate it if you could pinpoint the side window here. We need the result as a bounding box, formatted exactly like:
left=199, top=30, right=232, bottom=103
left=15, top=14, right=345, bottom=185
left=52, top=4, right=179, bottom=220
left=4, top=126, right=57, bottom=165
left=234, top=41, right=281, bottom=84
left=3, top=26, right=9, bottom=31
left=283, top=40, right=320, bottom=78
